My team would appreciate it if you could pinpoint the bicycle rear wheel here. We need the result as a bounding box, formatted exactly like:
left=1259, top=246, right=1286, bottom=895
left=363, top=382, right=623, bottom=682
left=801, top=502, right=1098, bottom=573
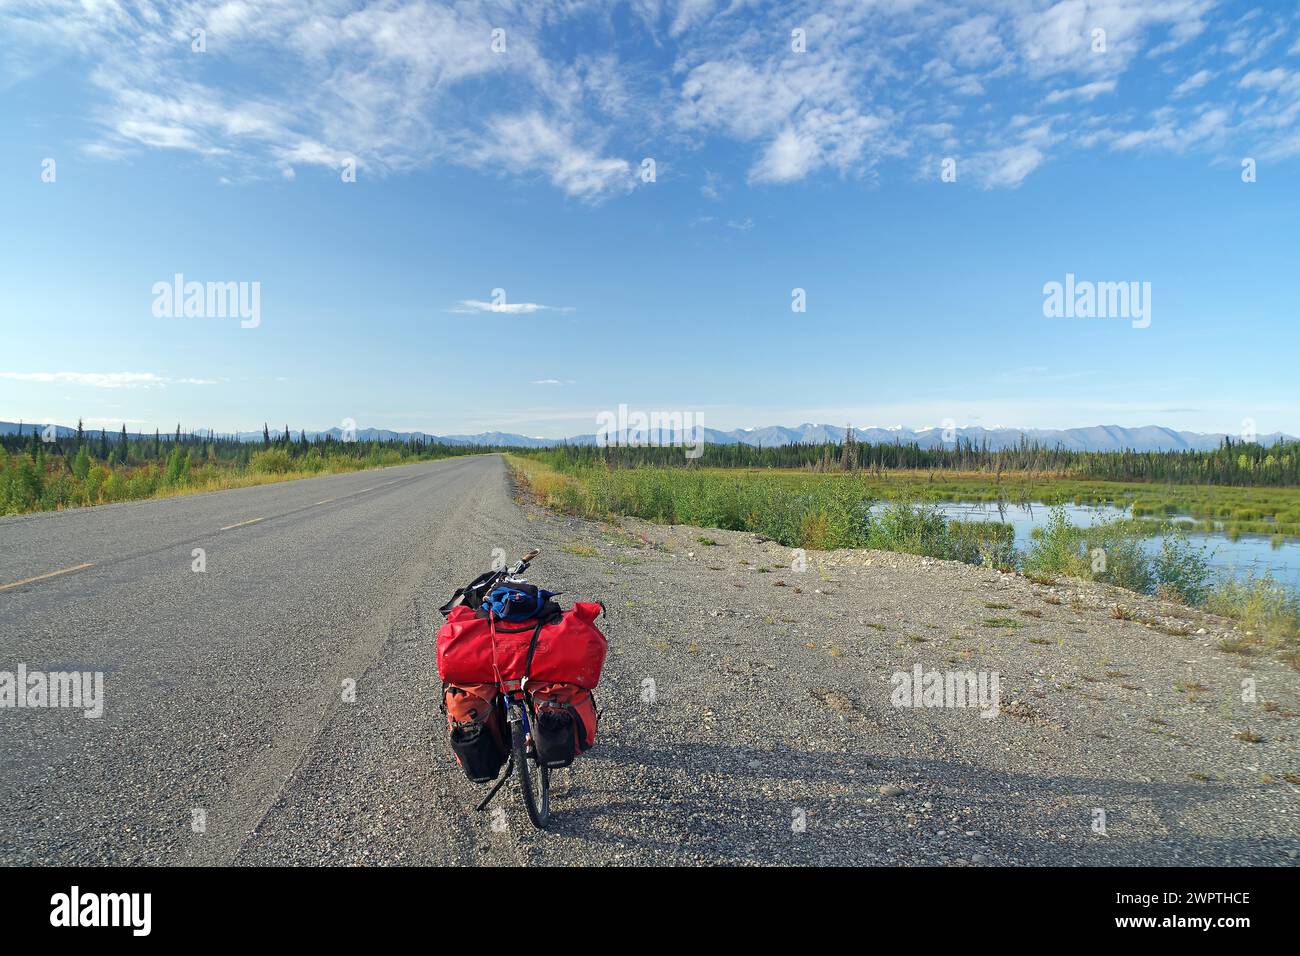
left=511, top=715, right=550, bottom=829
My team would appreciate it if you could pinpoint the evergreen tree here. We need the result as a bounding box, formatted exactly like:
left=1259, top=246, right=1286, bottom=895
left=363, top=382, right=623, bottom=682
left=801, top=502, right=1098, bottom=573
left=119, top=423, right=129, bottom=462
left=843, top=424, right=859, bottom=471
left=263, top=423, right=271, bottom=448
left=98, top=429, right=110, bottom=460
left=72, top=444, right=91, bottom=480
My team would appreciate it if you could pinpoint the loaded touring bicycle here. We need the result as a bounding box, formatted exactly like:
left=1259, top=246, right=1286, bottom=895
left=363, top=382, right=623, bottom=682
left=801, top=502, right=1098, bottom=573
left=436, top=549, right=607, bottom=828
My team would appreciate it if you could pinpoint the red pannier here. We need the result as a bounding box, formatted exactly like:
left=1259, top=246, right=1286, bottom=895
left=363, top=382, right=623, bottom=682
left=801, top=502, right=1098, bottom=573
left=528, top=682, right=598, bottom=768
left=442, top=683, right=507, bottom=782
left=436, top=601, right=608, bottom=689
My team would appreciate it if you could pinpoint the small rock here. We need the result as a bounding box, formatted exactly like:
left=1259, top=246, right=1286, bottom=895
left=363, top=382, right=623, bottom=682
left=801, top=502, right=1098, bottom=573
left=879, top=785, right=906, bottom=798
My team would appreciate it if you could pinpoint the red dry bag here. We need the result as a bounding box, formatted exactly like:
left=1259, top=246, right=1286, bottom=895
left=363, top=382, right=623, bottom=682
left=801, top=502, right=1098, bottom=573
left=436, top=601, right=608, bottom=689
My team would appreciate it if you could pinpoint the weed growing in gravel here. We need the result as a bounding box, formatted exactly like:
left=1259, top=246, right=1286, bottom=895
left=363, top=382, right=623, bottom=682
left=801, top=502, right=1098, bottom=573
left=1217, top=636, right=1258, bottom=656
left=982, top=618, right=1022, bottom=629
left=1204, top=574, right=1300, bottom=651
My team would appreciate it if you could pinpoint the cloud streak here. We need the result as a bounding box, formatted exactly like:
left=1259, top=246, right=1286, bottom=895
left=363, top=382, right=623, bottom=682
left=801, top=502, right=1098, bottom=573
left=0, top=371, right=216, bottom=389
left=449, top=299, right=574, bottom=315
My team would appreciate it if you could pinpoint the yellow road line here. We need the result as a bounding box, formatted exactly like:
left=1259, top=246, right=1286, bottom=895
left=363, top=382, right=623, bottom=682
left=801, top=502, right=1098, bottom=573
left=0, top=562, right=95, bottom=592
left=219, top=517, right=265, bottom=531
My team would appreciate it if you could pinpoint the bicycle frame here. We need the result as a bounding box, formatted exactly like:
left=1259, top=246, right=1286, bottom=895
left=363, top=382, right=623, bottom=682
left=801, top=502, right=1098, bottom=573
left=502, top=687, right=530, bottom=732
left=461, top=550, right=552, bottom=827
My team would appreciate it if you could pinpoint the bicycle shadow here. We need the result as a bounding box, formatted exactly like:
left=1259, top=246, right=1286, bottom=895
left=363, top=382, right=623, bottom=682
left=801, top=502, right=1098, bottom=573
left=534, top=741, right=1278, bottom=866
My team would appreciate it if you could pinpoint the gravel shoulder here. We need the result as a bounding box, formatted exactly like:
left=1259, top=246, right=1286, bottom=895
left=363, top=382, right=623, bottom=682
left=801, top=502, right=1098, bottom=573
left=464, top=472, right=1300, bottom=866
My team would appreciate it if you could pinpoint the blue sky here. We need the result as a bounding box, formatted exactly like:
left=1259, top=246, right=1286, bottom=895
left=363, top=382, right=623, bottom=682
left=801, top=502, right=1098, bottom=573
left=1, top=0, right=1298, bottom=438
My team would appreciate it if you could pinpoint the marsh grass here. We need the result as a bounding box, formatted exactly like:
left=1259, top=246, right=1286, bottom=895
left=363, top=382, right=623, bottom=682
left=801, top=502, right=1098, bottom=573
left=508, top=456, right=1300, bottom=651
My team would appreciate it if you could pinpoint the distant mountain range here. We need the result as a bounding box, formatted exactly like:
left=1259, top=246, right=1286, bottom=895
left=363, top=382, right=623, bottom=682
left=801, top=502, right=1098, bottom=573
left=3, top=420, right=1294, bottom=452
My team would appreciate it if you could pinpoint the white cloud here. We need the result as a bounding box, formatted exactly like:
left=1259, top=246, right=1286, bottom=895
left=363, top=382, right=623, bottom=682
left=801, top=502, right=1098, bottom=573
left=945, top=15, right=1007, bottom=69
left=1240, top=68, right=1300, bottom=94
left=468, top=113, right=632, bottom=200
left=1045, top=79, right=1117, bottom=103
left=1172, top=68, right=1213, bottom=97
left=670, top=0, right=718, bottom=38
left=1014, top=0, right=1213, bottom=77
left=1108, top=106, right=1231, bottom=153
left=0, top=371, right=215, bottom=388
left=965, top=143, right=1046, bottom=188
left=450, top=299, right=574, bottom=315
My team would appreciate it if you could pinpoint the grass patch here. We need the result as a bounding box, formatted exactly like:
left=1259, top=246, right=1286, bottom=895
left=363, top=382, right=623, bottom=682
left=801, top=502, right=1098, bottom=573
left=1203, top=574, right=1300, bottom=652
left=982, top=617, right=1022, bottom=629
left=1217, top=636, right=1258, bottom=656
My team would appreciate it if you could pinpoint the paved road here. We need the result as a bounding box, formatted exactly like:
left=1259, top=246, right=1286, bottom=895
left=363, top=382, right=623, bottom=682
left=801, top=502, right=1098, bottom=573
left=0, top=456, right=531, bottom=864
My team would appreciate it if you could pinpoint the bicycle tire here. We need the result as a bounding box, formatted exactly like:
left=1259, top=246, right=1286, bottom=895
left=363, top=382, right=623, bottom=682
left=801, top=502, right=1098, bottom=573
left=512, top=715, right=550, bottom=829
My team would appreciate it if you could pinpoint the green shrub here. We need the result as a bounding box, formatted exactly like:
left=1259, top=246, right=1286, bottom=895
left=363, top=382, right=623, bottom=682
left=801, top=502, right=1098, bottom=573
left=1152, top=532, right=1213, bottom=604
left=1023, top=506, right=1090, bottom=578
left=250, top=448, right=293, bottom=474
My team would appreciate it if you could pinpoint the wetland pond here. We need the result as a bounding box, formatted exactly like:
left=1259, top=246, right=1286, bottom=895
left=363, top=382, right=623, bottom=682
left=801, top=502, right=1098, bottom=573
left=876, top=500, right=1300, bottom=588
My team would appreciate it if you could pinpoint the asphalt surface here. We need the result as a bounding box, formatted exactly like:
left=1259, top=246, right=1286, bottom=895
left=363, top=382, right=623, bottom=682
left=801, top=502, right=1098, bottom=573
left=0, top=456, right=526, bottom=864
left=2, top=455, right=1297, bottom=865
